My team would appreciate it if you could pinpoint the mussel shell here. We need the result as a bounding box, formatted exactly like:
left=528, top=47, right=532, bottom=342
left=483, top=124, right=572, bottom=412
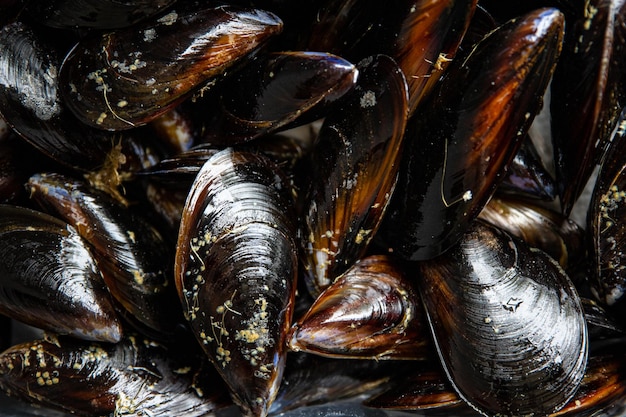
left=201, top=51, right=358, bottom=144
left=550, top=0, right=626, bottom=215
left=288, top=255, right=431, bottom=360
left=0, top=335, right=231, bottom=416
left=27, top=173, right=182, bottom=339
left=298, top=54, right=409, bottom=296
left=377, top=8, right=564, bottom=261
left=175, top=148, right=298, bottom=417
left=0, top=204, right=121, bottom=342
left=24, top=0, right=176, bottom=29
left=0, top=21, right=121, bottom=171
left=59, top=5, right=283, bottom=131
left=418, top=220, right=588, bottom=416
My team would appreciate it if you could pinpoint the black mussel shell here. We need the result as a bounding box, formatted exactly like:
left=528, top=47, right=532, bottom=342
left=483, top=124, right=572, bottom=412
left=200, top=51, right=358, bottom=145
left=588, top=107, right=626, bottom=314
left=377, top=8, right=564, bottom=261
left=551, top=0, right=626, bottom=215
left=0, top=335, right=231, bottom=416
left=419, top=220, right=588, bottom=416
left=24, top=0, right=176, bottom=30
left=59, top=5, right=283, bottom=131
left=307, top=0, right=477, bottom=115
left=0, top=21, right=122, bottom=172
left=175, top=148, right=298, bottom=417
left=478, top=195, right=585, bottom=271
left=298, top=54, right=409, bottom=296
left=0, top=204, right=122, bottom=342
left=27, top=173, right=183, bottom=339
left=288, top=255, right=431, bottom=360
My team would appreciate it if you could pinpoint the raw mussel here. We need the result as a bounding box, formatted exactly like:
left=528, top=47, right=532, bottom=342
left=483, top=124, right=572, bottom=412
left=289, top=254, right=431, bottom=360
left=195, top=51, right=358, bottom=145
left=298, top=54, right=408, bottom=296
left=418, top=220, right=588, bottom=416
left=377, top=7, right=564, bottom=261
left=175, top=148, right=298, bottom=417
left=0, top=204, right=121, bottom=342
left=27, top=172, right=183, bottom=339
left=0, top=335, right=231, bottom=416
left=59, top=5, right=283, bottom=130
left=0, top=21, right=123, bottom=172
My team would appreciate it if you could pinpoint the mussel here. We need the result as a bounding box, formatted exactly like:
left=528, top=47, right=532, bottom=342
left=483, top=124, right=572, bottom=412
left=27, top=172, right=183, bottom=339
left=289, top=255, right=431, bottom=360
left=175, top=148, right=298, bottom=417
left=58, top=5, right=283, bottom=131
left=0, top=204, right=122, bottom=343
left=377, top=7, right=564, bottom=261
left=418, top=220, right=588, bottom=416
left=588, top=107, right=626, bottom=314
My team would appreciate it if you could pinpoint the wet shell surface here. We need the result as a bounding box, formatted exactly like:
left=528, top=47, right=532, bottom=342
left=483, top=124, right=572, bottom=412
left=27, top=172, right=182, bottom=339
left=378, top=7, right=564, bottom=261
left=175, top=148, right=298, bottom=417
left=59, top=5, right=283, bottom=130
left=289, top=254, right=431, bottom=360
left=418, top=220, right=588, bottom=416
left=0, top=204, right=121, bottom=343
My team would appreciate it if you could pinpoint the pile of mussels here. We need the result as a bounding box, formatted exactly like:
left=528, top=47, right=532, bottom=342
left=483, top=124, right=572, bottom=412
left=1, top=0, right=626, bottom=416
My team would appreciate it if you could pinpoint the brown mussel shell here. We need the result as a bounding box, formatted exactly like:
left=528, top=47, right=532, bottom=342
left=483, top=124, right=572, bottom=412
left=377, top=8, right=564, bottom=261
left=498, top=136, right=557, bottom=202
left=0, top=204, right=121, bottom=343
left=288, top=254, right=431, bottom=360
left=298, top=54, right=409, bottom=296
left=550, top=0, right=626, bottom=215
left=0, top=335, right=231, bottom=416
left=175, top=148, right=298, bottom=417
left=59, top=5, right=283, bottom=130
left=0, top=21, right=122, bottom=172
left=418, top=220, right=588, bottom=417
left=27, top=173, right=182, bottom=339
